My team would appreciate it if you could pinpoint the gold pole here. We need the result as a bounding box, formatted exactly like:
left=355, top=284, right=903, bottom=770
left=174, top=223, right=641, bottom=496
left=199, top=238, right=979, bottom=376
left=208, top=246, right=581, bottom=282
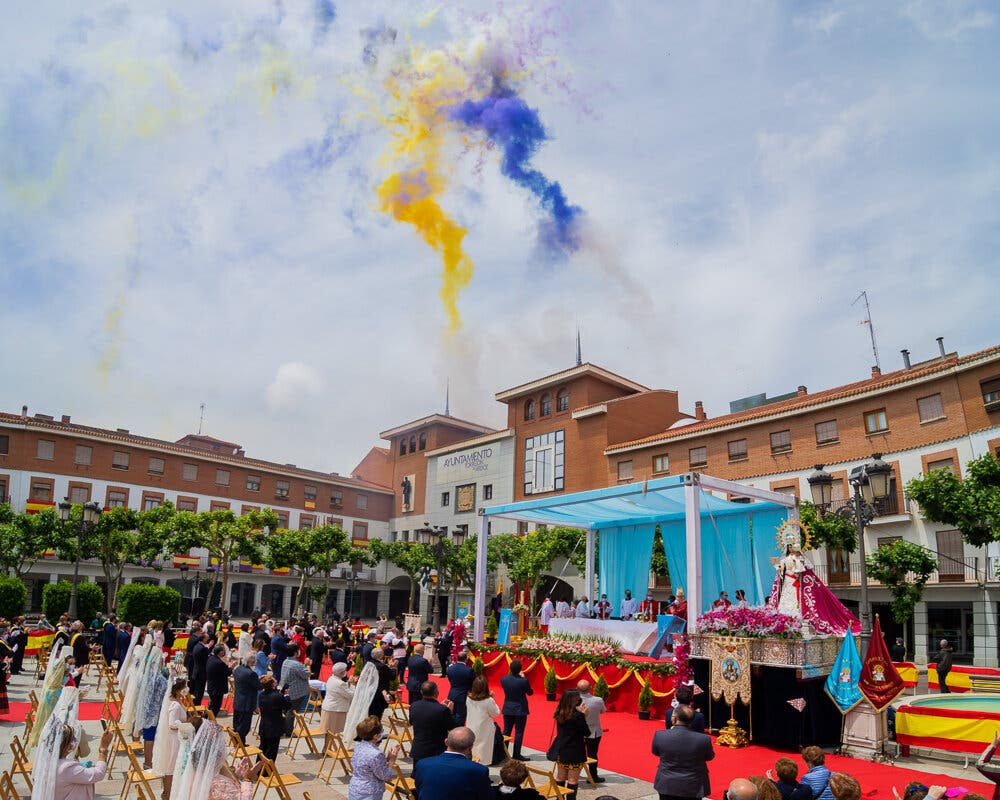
left=716, top=702, right=749, bottom=748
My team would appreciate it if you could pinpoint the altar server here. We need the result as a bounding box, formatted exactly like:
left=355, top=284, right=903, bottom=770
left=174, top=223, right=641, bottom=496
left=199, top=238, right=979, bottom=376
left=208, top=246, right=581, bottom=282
left=556, top=598, right=571, bottom=619
left=575, top=597, right=592, bottom=619
left=539, top=597, right=555, bottom=633
left=595, top=595, right=612, bottom=620
left=619, top=590, right=639, bottom=620
left=639, top=592, right=659, bottom=620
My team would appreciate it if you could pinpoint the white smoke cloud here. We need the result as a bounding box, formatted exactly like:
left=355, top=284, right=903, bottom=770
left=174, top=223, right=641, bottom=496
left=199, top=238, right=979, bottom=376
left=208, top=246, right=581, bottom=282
left=265, top=362, right=325, bottom=411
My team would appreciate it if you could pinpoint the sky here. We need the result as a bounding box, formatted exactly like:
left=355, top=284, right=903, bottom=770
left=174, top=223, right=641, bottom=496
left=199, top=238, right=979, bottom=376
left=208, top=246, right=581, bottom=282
left=2, top=1, right=998, bottom=477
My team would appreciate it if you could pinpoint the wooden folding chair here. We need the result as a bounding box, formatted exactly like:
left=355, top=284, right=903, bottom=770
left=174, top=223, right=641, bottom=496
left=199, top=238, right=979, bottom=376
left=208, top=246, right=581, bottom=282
left=304, top=686, right=323, bottom=722
left=251, top=756, right=301, bottom=800
left=224, top=725, right=263, bottom=765
left=118, top=744, right=162, bottom=800
left=0, top=770, right=22, bottom=800
left=106, top=720, right=144, bottom=777
left=383, top=714, right=412, bottom=757
left=524, top=763, right=573, bottom=799
left=317, top=732, right=352, bottom=783
left=22, top=709, right=35, bottom=744
left=222, top=675, right=235, bottom=713
left=284, top=710, right=325, bottom=758
left=385, top=762, right=415, bottom=800
left=7, top=736, right=32, bottom=791
left=583, top=755, right=599, bottom=786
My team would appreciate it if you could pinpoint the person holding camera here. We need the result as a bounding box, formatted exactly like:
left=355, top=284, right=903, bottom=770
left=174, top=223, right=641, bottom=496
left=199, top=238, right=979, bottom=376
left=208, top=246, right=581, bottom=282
left=546, top=689, right=591, bottom=800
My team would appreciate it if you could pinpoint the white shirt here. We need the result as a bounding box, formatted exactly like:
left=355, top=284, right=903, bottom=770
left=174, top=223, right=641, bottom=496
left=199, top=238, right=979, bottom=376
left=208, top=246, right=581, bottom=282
left=540, top=600, right=555, bottom=625
left=620, top=597, right=639, bottom=619
left=555, top=601, right=571, bottom=618
left=576, top=601, right=591, bottom=619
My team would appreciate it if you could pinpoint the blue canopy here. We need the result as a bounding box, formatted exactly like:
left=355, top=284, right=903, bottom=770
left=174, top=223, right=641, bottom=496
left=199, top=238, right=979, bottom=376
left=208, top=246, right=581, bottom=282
left=482, top=475, right=790, bottom=614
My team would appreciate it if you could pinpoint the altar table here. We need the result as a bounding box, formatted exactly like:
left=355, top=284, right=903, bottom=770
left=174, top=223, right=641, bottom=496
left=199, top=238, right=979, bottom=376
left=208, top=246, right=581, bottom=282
left=547, top=617, right=659, bottom=653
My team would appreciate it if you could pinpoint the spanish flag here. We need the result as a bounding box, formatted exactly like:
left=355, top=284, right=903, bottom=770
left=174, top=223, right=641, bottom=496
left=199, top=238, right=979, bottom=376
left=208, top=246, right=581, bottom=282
left=271, top=566, right=290, bottom=575
left=352, top=538, right=370, bottom=548
left=173, top=554, right=200, bottom=568
left=26, top=500, right=55, bottom=514
left=304, top=500, right=316, bottom=510
left=39, top=548, right=56, bottom=558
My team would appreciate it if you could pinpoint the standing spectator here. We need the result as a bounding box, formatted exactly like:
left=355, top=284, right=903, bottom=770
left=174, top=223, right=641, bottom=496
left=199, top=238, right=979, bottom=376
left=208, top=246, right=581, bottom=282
left=190, top=630, right=212, bottom=705
left=501, top=659, right=533, bottom=761
left=308, top=628, right=326, bottom=680
left=466, top=676, right=503, bottom=766
left=391, top=628, right=408, bottom=682
left=408, top=681, right=456, bottom=769
left=101, top=615, right=118, bottom=671
left=205, top=644, right=232, bottom=718
left=889, top=637, right=906, bottom=662
left=577, top=679, right=607, bottom=783
left=184, top=623, right=201, bottom=676
left=162, top=621, right=175, bottom=652
left=368, top=648, right=397, bottom=720
left=237, top=622, right=253, bottom=661
left=436, top=626, right=453, bottom=676
left=666, top=686, right=706, bottom=733
left=347, top=716, right=400, bottom=800
left=800, top=746, right=835, bottom=800
left=447, top=650, right=476, bottom=725
left=257, top=675, right=290, bottom=763
left=69, top=621, right=90, bottom=685
left=252, top=638, right=270, bottom=678
left=546, top=690, right=590, bottom=800
left=321, top=661, right=356, bottom=741
left=406, top=644, right=432, bottom=706
left=651, top=705, right=715, bottom=800
left=232, top=654, right=261, bottom=744
left=270, top=628, right=289, bottom=680
left=328, top=638, right=349, bottom=670
left=116, top=622, right=132, bottom=671
left=290, top=626, right=307, bottom=662
left=413, top=727, right=492, bottom=800
left=934, top=639, right=953, bottom=693
left=279, top=643, right=312, bottom=711
left=770, top=757, right=814, bottom=800
left=360, top=632, right=377, bottom=664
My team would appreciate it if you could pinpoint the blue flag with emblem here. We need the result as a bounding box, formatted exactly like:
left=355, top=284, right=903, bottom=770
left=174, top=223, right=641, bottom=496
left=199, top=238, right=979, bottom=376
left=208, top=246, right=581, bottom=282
left=824, top=629, right=864, bottom=713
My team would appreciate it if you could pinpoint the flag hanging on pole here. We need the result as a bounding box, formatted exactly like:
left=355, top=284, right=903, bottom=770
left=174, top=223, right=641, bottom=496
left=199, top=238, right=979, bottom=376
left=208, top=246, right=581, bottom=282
left=859, top=615, right=905, bottom=711
left=824, top=629, right=863, bottom=714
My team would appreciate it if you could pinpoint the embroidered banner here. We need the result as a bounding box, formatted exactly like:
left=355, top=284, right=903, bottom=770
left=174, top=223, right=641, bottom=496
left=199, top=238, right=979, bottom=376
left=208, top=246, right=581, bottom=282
left=709, top=636, right=752, bottom=706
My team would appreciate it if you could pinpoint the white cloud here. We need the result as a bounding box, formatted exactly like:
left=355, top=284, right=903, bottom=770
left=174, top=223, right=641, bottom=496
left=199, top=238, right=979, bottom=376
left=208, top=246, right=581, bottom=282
left=265, top=363, right=325, bottom=411
left=902, top=0, right=997, bottom=40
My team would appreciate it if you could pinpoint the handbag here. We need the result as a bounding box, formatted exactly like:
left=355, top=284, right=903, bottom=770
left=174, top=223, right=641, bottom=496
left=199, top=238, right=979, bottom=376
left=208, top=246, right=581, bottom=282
left=282, top=708, right=296, bottom=737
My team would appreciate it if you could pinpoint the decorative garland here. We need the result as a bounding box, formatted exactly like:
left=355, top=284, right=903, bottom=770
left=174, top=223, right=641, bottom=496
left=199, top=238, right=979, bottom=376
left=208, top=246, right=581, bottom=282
left=475, top=642, right=677, bottom=678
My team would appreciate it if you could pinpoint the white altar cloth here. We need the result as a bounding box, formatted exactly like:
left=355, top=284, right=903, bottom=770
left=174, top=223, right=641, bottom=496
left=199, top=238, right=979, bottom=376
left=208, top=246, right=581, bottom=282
left=547, top=618, right=659, bottom=653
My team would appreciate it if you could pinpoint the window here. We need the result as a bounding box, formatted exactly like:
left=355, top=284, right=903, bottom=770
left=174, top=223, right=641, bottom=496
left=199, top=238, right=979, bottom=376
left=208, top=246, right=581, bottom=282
left=215, top=469, right=230, bottom=486
left=770, top=430, right=792, bottom=454
left=356, top=493, right=368, bottom=510
left=210, top=501, right=230, bottom=512
left=408, top=436, right=416, bottom=454
left=0, top=478, right=5, bottom=501
left=37, top=439, right=55, bottom=460
left=31, top=481, right=52, bottom=501
left=142, top=494, right=163, bottom=511
left=540, top=393, right=552, bottom=416
left=176, top=497, right=197, bottom=512
left=246, top=475, right=261, bottom=491
left=517, top=521, right=529, bottom=535
left=864, top=408, right=888, bottom=434
left=917, top=393, right=945, bottom=423
left=0, top=434, right=8, bottom=454
left=815, top=420, right=839, bottom=445
left=240, top=504, right=260, bottom=515
left=935, top=530, right=965, bottom=580
left=653, top=454, right=670, bottom=474
left=617, top=460, right=633, bottom=481
left=112, top=451, right=130, bottom=470
left=331, top=490, right=343, bottom=507
left=74, top=445, right=92, bottom=465
left=441, top=491, right=451, bottom=507
left=148, top=457, right=165, bottom=475
left=69, top=485, right=90, bottom=503
left=275, top=480, right=290, bottom=498
left=304, top=485, right=317, bottom=502
left=523, top=430, right=564, bottom=494
left=418, top=433, right=427, bottom=451
left=352, top=521, right=368, bottom=540
left=399, top=438, right=407, bottom=456
left=557, top=388, right=569, bottom=412
left=182, top=463, right=198, bottom=481
left=689, top=446, right=707, bottom=468
left=524, top=399, right=536, bottom=421
left=728, top=439, right=748, bottom=461
left=926, top=458, right=955, bottom=474
left=299, top=515, right=315, bottom=530
left=276, top=511, right=289, bottom=528
left=772, top=484, right=798, bottom=499
left=877, top=535, right=902, bottom=549
left=107, top=488, right=127, bottom=508
left=982, top=377, right=1000, bottom=408
left=483, top=484, right=493, bottom=500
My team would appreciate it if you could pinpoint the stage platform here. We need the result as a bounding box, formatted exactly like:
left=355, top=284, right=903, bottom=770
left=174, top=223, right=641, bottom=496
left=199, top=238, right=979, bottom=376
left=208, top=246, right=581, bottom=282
left=547, top=617, right=659, bottom=653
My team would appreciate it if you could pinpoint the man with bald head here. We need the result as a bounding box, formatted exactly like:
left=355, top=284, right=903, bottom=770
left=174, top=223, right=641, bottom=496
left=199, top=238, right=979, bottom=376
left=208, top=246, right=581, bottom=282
left=413, top=726, right=492, bottom=800
left=728, top=778, right=759, bottom=800
left=578, top=679, right=608, bottom=783
left=651, top=704, right=715, bottom=800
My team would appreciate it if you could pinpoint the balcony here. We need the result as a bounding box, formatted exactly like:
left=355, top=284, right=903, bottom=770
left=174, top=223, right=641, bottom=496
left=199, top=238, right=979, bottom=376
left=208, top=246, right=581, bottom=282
left=813, top=555, right=984, bottom=587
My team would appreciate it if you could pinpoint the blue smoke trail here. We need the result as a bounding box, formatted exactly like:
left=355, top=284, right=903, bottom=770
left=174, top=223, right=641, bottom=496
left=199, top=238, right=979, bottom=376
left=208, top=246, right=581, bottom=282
left=315, top=0, right=336, bottom=40
left=449, top=88, right=582, bottom=258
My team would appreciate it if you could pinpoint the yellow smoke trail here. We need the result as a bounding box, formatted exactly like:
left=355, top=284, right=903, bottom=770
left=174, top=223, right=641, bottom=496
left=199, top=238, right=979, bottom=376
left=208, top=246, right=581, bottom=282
left=376, top=46, right=475, bottom=332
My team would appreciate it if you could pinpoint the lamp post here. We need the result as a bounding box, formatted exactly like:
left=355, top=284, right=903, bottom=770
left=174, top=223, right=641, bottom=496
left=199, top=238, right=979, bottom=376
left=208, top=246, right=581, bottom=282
left=58, top=499, right=102, bottom=621
left=807, top=454, right=893, bottom=654
left=417, top=524, right=458, bottom=630
left=345, top=562, right=361, bottom=619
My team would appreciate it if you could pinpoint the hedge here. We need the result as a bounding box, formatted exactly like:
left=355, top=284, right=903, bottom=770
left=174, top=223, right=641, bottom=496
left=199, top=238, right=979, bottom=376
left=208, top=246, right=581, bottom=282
left=42, top=581, right=105, bottom=623
left=116, top=583, right=181, bottom=626
left=0, top=577, right=27, bottom=620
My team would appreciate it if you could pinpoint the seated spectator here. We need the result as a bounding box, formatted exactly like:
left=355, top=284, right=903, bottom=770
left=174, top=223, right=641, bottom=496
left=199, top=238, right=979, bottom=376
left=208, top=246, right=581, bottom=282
left=894, top=783, right=947, bottom=800
left=770, top=757, right=814, bottom=800
left=749, top=775, right=783, bottom=800
left=729, top=778, right=759, bottom=800
left=800, top=747, right=834, bottom=800
left=829, top=774, right=862, bottom=800
left=492, top=759, right=544, bottom=800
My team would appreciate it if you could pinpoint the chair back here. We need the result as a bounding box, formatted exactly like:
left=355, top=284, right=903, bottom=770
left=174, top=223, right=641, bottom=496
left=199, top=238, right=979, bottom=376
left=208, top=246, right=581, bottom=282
left=0, top=770, right=21, bottom=800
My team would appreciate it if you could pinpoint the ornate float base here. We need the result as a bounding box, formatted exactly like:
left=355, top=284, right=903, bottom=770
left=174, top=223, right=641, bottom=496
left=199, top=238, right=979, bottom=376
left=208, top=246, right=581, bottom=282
left=717, top=717, right=749, bottom=748
left=689, top=633, right=841, bottom=676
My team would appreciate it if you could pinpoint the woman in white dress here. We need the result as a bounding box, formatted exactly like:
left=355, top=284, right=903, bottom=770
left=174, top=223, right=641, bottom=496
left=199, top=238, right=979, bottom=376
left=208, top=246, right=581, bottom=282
left=321, top=661, right=356, bottom=742
left=465, top=676, right=501, bottom=765
left=153, top=677, right=190, bottom=800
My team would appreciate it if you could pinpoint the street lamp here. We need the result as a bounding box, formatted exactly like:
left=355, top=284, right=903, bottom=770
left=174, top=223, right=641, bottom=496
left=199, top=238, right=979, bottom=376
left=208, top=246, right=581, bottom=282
left=807, top=454, right=893, bottom=653
left=345, top=562, right=362, bottom=619
left=58, top=499, right=102, bottom=621
left=416, top=523, right=453, bottom=630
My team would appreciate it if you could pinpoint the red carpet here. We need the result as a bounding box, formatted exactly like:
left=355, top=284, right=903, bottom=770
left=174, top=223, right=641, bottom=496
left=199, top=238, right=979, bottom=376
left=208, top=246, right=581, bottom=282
left=1, top=701, right=106, bottom=721
left=430, top=674, right=995, bottom=799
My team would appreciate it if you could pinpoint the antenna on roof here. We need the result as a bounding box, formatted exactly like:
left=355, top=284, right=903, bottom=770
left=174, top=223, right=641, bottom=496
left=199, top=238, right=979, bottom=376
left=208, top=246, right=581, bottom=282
left=853, top=290, right=881, bottom=373
left=445, top=378, right=450, bottom=416
left=198, top=403, right=205, bottom=435
left=575, top=328, right=582, bottom=367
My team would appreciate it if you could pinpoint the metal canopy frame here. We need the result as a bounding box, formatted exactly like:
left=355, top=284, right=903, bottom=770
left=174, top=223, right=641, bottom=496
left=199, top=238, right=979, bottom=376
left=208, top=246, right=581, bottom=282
left=473, top=472, right=799, bottom=641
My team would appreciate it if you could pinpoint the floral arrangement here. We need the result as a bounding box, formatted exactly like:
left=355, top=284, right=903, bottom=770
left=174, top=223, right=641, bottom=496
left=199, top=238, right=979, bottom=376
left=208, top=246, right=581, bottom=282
left=696, top=606, right=802, bottom=639
left=672, top=634, right=693, bottom=685
left=517, top=633, right=621, bottom=661
left=512, top=603, right=531, bottom=614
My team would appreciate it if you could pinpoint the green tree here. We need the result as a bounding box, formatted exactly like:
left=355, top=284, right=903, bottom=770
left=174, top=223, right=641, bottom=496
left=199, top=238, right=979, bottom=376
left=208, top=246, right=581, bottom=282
left=866, top=539, right=937, bottom=633
left=0, top=504, right=67, bottom=579
left=907, top=453, right=1000, bottom=548
left=116, top=583, right=182, bottom=625
left=490, top=527, right=586, bottom=613
left=43, top=580, right=105, bottom=624
left=651, top=525, right=669, bottom=581
left=168, top=507, right=278, bottom=615
left=799, top=500, right=858, bottom=552
left=369, top=539, right=436, bottom=613
left=0, top=577, right=28, bottom=619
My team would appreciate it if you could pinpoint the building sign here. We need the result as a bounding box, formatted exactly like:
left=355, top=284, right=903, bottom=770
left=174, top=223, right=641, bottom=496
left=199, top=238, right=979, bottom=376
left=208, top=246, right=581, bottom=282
left=437, top=446, right=495, bottom=483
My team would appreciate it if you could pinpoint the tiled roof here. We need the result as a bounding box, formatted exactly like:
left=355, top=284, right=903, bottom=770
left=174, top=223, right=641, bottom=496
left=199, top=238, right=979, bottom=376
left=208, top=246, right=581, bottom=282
left=606, top=343, right=1000, bottom=454
left=0, top=411, right=393, bottom=493
left=494, top=362, right=649, bottom=402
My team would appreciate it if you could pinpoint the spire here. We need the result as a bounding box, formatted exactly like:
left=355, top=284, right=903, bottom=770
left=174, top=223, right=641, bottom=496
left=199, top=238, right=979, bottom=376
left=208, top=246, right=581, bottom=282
left=575, top=328, right=582, bottom=367
left=445, top=378, right=450, bottom=416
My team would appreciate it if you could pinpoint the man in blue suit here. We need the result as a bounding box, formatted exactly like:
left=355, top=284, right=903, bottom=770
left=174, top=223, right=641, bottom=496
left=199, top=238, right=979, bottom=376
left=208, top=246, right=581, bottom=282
left=413, top=727, right=492, bottom=800
left=446, top=650, right=475, bottom=725
left=270, top=630, right=288, bottom=680
left=500, top=658, right=533, bottom=760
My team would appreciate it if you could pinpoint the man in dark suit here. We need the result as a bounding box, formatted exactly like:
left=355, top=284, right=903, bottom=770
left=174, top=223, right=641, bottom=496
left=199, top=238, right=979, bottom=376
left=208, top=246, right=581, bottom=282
left=408, top=681, right=456, bottom=769
left=436, top=627, right=453, bottom=676
left=232, top=655, right=261, bottom=744
left=308, top=629, right=326, bottom=680
left=651, top=705, right=715, bottom=800
left=69, top=621, right=91, bottom=684
left=270, top=630, right=288, bottom=680
left=102, top=615, right=118, bottom=668
left=446, top=650, right=475, bottom=725
left=405, top=644, right=432, bottom=705
left=185, top=623, right=202, bottom=675
left=368, top=648, right=397, bottom=720
left=328, top=640, right=348, bottom=669
left=189, top=630, right=212, bottom=705
left=665, top=685, right=706, bottom=733
left=500, top=658, right=533, bottom=760
left=413, top=727, right=492, bottom=800
left=205, top=644, right=233, bottom=717
left=360, top=631, right=377, bottom=664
